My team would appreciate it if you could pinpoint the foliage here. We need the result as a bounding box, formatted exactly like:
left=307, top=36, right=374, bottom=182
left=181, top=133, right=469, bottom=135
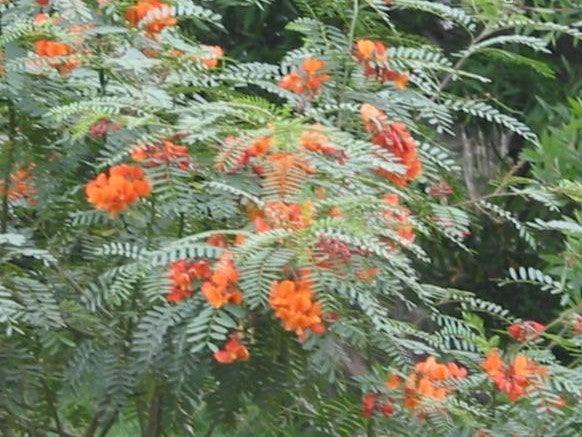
left=0, top=1, right=580, bottom=436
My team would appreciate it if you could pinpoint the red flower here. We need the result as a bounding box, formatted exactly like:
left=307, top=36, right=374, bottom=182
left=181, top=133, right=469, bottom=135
left=361, top=104, right=422, bottom=186
left=361, top=393, right=379, bottom=418
left=481, top=349, right=548, bottom=401
left=213, top=337, right=250, bottom=364
left=167, top=260, right=212, bottom=303
left=508, top=321, right=545, bottom=341
left=279, top=58, right=330, bottom=98
left=361, top=393, right=394, bottom=418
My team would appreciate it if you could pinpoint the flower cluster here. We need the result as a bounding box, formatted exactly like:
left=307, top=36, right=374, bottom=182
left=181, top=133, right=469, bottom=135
left=386, top=357, right=467, bottom=410
left=508, top=320, right=545, bottom=342
left=131, top=140, right=191, bottom=170
left=300, top=127, right=347, bottom=163
left=481, top=349, right=548, bottom=401
left=0, top=165, right=37, bottom=206
left=254, top=200, right=314, bottom=233
left=85, top=164, right=152, bottom=216
left=201, top=252, right=243, bottom=308
left=361, top=103, right=422, bottom=186
left=354, top=39, right=409, bottom=89
left=167, top=260, right=211, bottom=303
left=269, top=274, right=325, bottom=337
left=89, top=118, right=122, bottom=140
left=225, top=136, right=272, bottom=174
left=279, top=58, right=330, bottom=98
left=34, top=40, right=79, bottom=76
left=361, top=393, right=394, bottom=418
left=383, top=194, right=415, bottom=245
left=125, top=0, right=176, bottom=37
left=213, top=337, right=250, bottom=364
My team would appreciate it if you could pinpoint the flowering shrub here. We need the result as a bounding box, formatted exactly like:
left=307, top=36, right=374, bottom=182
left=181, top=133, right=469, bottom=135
left=0, top=1, right=580, bottom=436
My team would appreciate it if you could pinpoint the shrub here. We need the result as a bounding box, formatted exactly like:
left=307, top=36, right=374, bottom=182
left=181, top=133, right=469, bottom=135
left=0, top=1, right=580, bottom=436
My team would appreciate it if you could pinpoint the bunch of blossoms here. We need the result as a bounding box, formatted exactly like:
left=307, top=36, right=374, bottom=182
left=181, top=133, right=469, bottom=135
left=85, top=164, right=152, bottom=216
left=361, top=103, right=422, bottom=186
left=0, top=0, right=580, bottom=435
left=481, top=350, right=548, bottom=402
left=131, top=140, right=191, bottom=170
left=354, top=39, right=409, bottom=89
left=0, top=164, right=37, bottom=206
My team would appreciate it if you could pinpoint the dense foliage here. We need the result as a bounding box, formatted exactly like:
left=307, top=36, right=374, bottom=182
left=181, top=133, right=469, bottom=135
left=0, top=1, right=580, bottom=436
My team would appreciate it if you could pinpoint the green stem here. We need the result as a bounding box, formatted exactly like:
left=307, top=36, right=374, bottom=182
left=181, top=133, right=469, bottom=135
left=1, top=102, right=17, bottom=233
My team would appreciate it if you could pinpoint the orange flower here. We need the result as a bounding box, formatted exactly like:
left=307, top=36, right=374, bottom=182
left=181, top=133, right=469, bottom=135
left=357, top=267, right=380, bottom=282
left=269, top=273, right=325, bottom=337
left=481, top=349, right=548, bottom=401
left=85, top=164, right=152, bottom=216
left=201, top=252, right=243, bottom=308
left=0, top=164, right=37, bottom=206
left=255, top=200, right=314, bottom=232
left=383, top=194, right=416, bottom=245
left=279, top=58, right=330, bottom=97
left=196, top=45, right=224, bottom=69
left=34, top=39, right=80, bottom=75
left=355, top=39, right=388, bottom=63
left=131, top=140, right=190, bottom=170
left=213, top=337, right=250, bottom=364
left=361, top=104, right=422, bottom=186
left=390, top=357, right=466, bottom=410
left=167, top=259, right=212, bottom=303
left=385, top=373, right=402, bottom=389
left=125, top=0, right=176, bottom=37
left=300, top=127, right=347, bottom=163
left=354, top=39, right=408, bottom=89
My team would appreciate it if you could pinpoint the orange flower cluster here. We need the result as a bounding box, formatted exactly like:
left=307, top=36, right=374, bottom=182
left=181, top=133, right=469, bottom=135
left=143, top=45, right=224, bottom=69
left=387, top=357, right=467, bottom=410
left=213, top=337, right=250, bottom=364
left=279, top=58, right=330, bottom=97
left=383, top=194, right=415, bottom=245
left=300, top=127, right=347, bottom=164
left=254, top=200, right=314, bottom=233
left=269, top=274, right=325, bottom=337
left=355, top=39, right=409, bottom=89
left=361, top=103, right=422, bottom=186
left=361, top=393, right=394, bottom=418
left=481, top=349, right=548, bottom=401
left=201, top=252, right=243, bottom=308
left=34, top=40, right=79, bottom=76
left=507, top=320, right=545, bottom=342
left=167, top=260, right=212, bottom=303
left=85, top=164, right=152, bottom=216
left=227, top=136, right=272, bottom=174
left=0, top=165, right=37, bottom=206
left=131, top=140, right=191, bottom=170
left=125, top=0, right=176, bottom=37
